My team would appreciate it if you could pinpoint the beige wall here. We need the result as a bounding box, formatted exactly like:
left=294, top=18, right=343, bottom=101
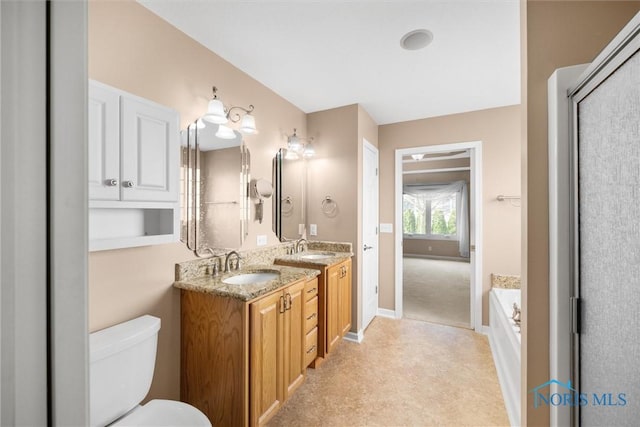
left=305, top=104, right=378, bottom=333
left=379, top=105, right=522, bottom=325
left=523, top=2, right=640, bottom=425
left=88, top=0, right=307, bottom=401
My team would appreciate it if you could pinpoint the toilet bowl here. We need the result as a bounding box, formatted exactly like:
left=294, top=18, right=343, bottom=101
left=90, top=315, right=210, bottom=427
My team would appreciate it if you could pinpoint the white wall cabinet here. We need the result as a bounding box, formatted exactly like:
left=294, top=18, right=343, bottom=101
left=88, top=80, right=180, bottom=251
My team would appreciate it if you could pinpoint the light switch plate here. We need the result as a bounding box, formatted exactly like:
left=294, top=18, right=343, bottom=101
left=298, top=224, right=304, bottom=235
left=379, top=223, right=393, bottom=233
left=310, top=224, right=318, bottom=236
left=257, top=235, right=267, bottom=246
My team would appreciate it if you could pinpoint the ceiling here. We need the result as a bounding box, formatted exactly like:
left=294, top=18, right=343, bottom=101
left=138, top=0, right=521, bottom=125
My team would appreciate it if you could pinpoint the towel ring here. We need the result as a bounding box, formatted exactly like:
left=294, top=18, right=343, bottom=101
left=281, top=196, right=293, bottom=214
left=321, top=196, right=337, bottom=215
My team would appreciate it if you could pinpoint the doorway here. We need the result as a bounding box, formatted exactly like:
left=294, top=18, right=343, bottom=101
left=394, top=141, right=483, bottom=331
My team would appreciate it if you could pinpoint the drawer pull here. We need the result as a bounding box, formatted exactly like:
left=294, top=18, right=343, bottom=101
left=306, top=313, right=316, bottom=321
left=306, top=345, right=317, bottom=354
left=306, top=287, right=317, bottom=294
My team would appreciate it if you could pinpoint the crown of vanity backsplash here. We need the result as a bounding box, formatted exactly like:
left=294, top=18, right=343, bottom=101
left=175, top=240, right=352, bottom=281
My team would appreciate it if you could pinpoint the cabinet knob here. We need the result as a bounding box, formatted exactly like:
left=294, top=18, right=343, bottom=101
left=123, top=180, right=134, bottom=188
left=105, top=178, right=118, bottom=187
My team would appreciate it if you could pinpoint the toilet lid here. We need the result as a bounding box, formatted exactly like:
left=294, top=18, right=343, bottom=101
left=111, top=400, right=211, bottom=427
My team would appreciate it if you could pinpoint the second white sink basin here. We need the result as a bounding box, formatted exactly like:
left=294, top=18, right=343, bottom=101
left=299, top=252, right=335, bottom=260
left=223, top=271, right=280, bottom=285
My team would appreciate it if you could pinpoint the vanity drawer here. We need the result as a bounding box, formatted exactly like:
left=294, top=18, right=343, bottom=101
left=304, top=327, right=318, bottom=367
left=304, top=278, right=318, bottom=301
left=305, top=296, right=318, bottom=333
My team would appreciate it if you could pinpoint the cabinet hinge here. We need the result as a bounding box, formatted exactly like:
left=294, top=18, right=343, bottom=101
left=375, top=168, right=378, bottom=176
left=375, top=226, right=378, bottom=235
left=570, top=296, right=581, bottom=335
left=375, top=286, right=378, bottom=294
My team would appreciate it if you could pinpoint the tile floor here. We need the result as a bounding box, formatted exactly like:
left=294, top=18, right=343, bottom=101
left=268, top=316, right=509, bottom=426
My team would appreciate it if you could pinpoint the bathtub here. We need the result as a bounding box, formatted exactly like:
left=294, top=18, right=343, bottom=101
left=489, top=288, right=521, bottom=427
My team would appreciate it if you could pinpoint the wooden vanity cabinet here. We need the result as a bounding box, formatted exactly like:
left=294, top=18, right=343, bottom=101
left=250, top=279, right=305, bottom=426
left=327, top=259, right=352, bottom=354
left=181, top=276, right=314, bottom=427
left=303, top=278, right=319, bottom=367
left=275, top=257, right=352, bottom=366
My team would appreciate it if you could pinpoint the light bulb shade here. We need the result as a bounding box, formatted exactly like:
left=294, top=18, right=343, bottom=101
left=202, top=99, right=228, bottom=124
left=411, top=153, right=425, bottom=160
left=284, top=149, right=299, bottom=160
left=239, top=114, right=257, bottom=134
left=215, top=124, right=237, bottom=140
left=287, top=135, right=303, bottom=153
left=196, top=118, right=206, bottom=128
left=302, top=143, right=315, bottom=159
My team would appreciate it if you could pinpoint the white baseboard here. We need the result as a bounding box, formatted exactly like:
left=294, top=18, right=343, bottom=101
left=344, top=330, right=363, bottom=343
left=376, top=308, right=397, bottom=319
left=404, top=253, right=470, bottom=262
left=479, top=325, right=491, bottom=335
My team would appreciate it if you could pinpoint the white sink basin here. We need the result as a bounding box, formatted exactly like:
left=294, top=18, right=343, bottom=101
left=299, top=252, right=335, bottom=260
left=223, top=271, right=280, bottom=285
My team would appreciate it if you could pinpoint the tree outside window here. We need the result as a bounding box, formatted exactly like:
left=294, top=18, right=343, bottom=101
left=403, top=191, right=457, bottom=238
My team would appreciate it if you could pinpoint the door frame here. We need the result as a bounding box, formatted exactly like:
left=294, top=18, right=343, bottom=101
left=394, top=141, right=483, bottom=331
left=361, top=138, right=379, bottom=331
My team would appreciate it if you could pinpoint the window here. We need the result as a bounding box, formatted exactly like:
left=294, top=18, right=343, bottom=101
left=403, top=191, right=457, bottom=239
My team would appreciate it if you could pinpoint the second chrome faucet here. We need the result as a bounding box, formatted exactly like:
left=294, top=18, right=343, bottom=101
left=224, top=251, right=242, bottom=273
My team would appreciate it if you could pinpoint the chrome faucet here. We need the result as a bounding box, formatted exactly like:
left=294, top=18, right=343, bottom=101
left=295, top=238, right=308, bottom=254
left=512, top=302, right=521, bottom=325
left=224, top=251, right=242, bottom=273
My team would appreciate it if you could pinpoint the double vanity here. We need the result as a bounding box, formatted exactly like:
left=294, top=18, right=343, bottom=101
left=174, top=242, right=353, bottom=426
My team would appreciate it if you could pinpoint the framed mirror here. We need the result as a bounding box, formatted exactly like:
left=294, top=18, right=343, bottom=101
left=273, top=148, right=306, bottom=241
left=181, top=121, right=250, bottom=255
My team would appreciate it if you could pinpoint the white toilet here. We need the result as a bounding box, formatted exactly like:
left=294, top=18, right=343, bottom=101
left=90, top=315, right=211, bottom=427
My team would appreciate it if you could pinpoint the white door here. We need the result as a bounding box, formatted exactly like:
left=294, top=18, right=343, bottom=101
left=362, top=140, right=379, bottom=329
left=120, top=96, right=179, bottom=202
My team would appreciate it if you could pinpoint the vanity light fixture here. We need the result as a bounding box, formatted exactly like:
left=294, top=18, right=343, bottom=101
left=411, top=153, right=425, bottom=161
left=287, top=129, right=304, bottom=153
left=286, top=128, right=315, bottom=159
left=302, top=142, right=315, bottom=159
left=201, top=86, right=258, bottom=135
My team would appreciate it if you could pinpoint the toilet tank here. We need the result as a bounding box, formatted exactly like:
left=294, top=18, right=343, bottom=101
left=90, top=315, right=161, bottom=427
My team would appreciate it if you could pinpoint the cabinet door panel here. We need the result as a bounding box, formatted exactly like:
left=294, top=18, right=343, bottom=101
left=284, top=281, right=305, bottom=399
left=121, top=96, right=178, bottom=202
left=88, top=83, right=120, bottom=201
left=250, top=292, right=284, bottom=426
left=326, top=265, right=341, bottom=354
left=339, top=260, right=352, bottom=336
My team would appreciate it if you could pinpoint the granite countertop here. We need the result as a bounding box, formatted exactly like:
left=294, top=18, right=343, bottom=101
left=274, top=250, right=353, bottom=267
left=173, top=264, right=321, bottom=301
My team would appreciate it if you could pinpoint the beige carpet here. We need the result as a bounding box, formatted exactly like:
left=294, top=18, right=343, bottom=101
left=268, top=317, right=509, bottom=426
left=403, top=257, right=470, bottom=328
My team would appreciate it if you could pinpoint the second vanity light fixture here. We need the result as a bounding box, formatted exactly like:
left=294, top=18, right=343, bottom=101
left=201, top=86, right=257, bottom=139
left=286, top=128, right=315, bottom=160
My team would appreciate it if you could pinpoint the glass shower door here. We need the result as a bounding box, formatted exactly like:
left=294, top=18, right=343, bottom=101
left=572, top=34, right=640, bottom=425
